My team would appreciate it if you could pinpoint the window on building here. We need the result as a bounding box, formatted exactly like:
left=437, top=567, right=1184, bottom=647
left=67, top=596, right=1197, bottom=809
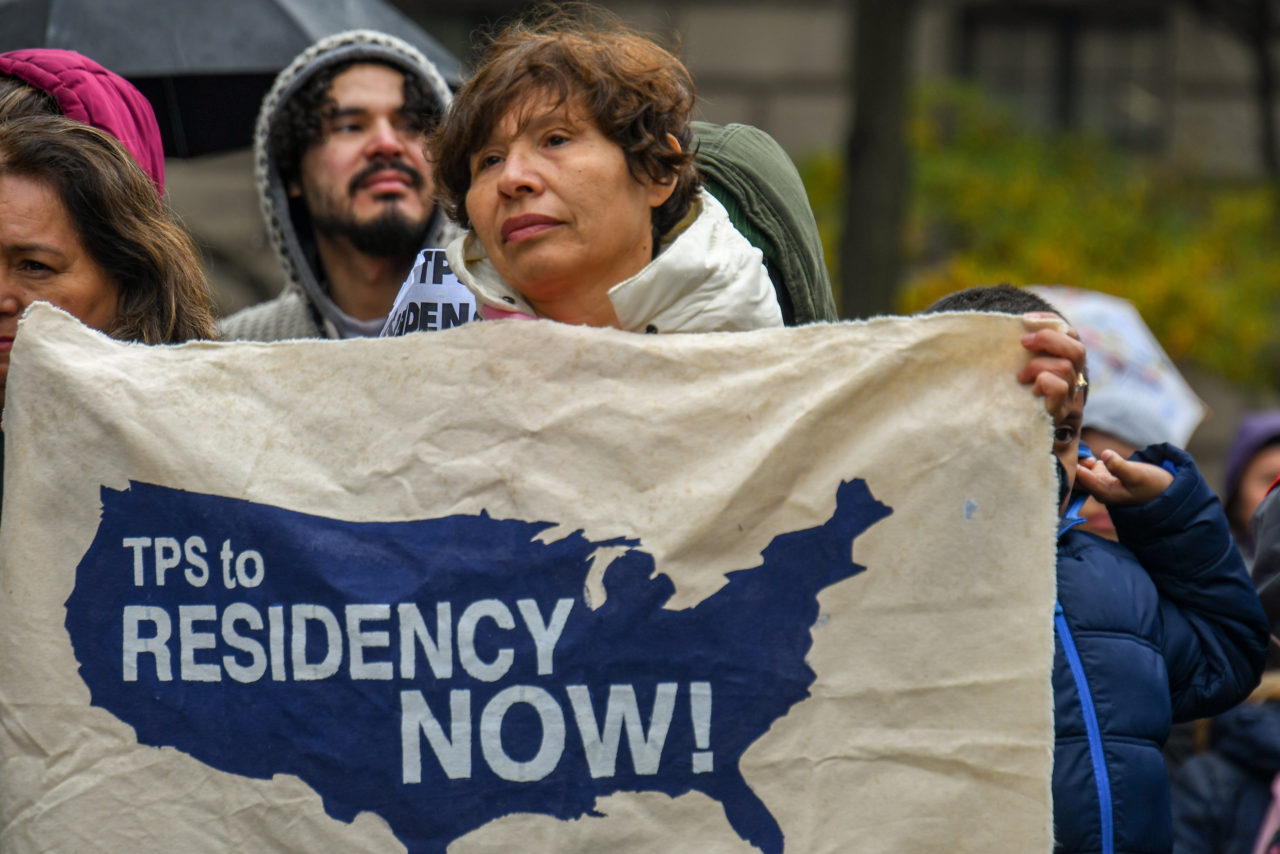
left=958, top=3, right=1168, bottom=149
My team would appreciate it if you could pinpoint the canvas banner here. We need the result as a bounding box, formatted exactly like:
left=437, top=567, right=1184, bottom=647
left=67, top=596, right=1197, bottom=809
left=0, top=304, right=1058, bottom=853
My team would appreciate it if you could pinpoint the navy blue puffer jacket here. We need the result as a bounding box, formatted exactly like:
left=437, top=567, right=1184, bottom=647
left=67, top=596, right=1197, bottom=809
left=1169, top=700, right=1280, bottom=854
left=1053, top=444, right=1268, bottom=854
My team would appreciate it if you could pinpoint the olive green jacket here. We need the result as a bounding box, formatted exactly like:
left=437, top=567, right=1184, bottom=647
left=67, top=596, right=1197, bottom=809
left=692, top=121, right=837, bottom=325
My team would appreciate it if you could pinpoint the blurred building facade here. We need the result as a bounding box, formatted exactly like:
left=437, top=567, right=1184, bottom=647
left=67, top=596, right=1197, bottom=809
left=391, top=0, right=1280, bottom=175
left=175, top=0, right=1280, bottom=317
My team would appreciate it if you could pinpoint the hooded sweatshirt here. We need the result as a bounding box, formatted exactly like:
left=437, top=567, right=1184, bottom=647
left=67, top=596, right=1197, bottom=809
left=219, top=30, right=458, bottom=341
left=0, top=48, right=165, bottom=195
left=1216, top=411, right=1280, bottom=566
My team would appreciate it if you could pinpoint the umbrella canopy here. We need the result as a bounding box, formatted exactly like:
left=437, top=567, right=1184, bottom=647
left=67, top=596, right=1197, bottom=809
left=0, top=0, right=462, bottom=156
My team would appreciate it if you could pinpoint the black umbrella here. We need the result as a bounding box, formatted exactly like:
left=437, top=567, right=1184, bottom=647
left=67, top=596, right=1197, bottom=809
left=0, top=0, right=462, bottom=157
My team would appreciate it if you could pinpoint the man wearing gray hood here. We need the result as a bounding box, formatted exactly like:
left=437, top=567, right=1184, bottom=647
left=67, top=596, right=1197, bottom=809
left=221, top=30, right=464, bottom=340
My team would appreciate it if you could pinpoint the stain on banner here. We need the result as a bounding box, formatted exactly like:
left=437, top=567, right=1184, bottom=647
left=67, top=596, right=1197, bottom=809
left=66, top=479, right=890, bottom=854
left=381, top=249, right=476, bottom=336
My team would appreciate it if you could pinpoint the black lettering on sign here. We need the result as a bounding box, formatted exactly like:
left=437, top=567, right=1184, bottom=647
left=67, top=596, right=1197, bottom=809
left=442, top=303, right=470, bottom=329
left=432, top=251, right=453, bottom=285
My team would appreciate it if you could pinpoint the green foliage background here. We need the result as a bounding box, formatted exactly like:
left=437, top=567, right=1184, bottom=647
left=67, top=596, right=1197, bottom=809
left=800, top=82, right=1280, bottom=387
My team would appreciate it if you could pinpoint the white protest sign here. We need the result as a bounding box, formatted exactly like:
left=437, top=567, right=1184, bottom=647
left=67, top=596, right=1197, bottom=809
left=381, top=248, right=477, bottom=336
left=0, top=305, right=1057, bottom=853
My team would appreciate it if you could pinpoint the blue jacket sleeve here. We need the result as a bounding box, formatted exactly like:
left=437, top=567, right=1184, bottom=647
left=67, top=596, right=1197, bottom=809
left=1110, top=444, right=1269, bottom=722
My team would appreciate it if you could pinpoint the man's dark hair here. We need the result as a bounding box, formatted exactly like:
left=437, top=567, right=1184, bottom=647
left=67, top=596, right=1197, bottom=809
left=268, top=58, right=441, bottom=189
left=922, top=283, right=1063, bottom=318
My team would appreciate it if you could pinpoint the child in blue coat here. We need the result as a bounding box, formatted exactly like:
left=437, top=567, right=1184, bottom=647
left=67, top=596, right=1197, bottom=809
left=926, top=285, right=1268, bottom=854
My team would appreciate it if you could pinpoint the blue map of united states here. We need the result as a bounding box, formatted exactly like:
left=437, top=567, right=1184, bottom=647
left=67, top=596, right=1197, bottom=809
left=66, top=479, right=891, bottom=853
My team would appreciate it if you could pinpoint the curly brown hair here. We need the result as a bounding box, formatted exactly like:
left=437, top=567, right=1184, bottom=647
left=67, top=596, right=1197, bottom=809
left=429, top=6, right=700, bottom=245
left=269, top=58, right=441, bottom=190
left=0, top=115, right=216, bottom=343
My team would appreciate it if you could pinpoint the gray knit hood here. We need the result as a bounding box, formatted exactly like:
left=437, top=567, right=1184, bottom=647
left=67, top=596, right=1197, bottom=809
left=254, top=29, right=459, bottom=338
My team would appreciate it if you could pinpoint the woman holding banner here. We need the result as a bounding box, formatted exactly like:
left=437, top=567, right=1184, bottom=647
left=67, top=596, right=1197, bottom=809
left=0, top=115, right=216, bottom=424
left=428, top=8, right=1084, bottom=410
left=428, top=8, right=783, bottom=333
left=0, top=48, right=216, bottom=428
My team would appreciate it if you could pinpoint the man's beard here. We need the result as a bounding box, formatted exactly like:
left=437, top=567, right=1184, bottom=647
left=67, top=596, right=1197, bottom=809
left=308, top=159, right=431, bottom=258
left=311, top=203, right=430, bottom=258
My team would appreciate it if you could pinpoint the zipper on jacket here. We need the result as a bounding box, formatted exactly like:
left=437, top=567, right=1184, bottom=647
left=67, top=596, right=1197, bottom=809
left=1055, top=600, right=1114, bottom=854
left=1058, top=493, right=1087, bottom=537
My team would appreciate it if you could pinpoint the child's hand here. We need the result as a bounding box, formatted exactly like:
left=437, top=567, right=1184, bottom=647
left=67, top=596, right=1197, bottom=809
left=1074, top=450, right=1174, bottom=507
left=1018, top=313, right=1086, bottom=423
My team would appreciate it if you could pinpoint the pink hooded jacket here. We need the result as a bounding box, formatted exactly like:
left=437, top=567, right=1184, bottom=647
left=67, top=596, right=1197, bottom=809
left=0, top=48, right=165, bottom=195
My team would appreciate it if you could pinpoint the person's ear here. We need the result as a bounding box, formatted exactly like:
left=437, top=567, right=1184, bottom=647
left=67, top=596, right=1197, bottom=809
left=287, top=180, right=302, bottom=199
left=646, top=133, right=681, bottom=209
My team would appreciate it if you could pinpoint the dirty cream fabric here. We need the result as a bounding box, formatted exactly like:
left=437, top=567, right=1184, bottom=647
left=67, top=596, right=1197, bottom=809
left=0, top=304, right=1057, bottom=853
